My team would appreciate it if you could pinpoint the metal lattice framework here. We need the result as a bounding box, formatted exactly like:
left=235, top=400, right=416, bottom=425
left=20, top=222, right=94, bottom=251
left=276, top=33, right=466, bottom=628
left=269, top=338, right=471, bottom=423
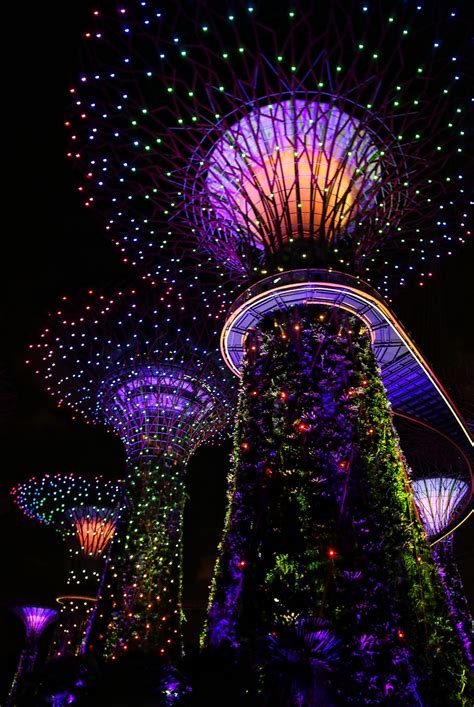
left=13, top=606, right=58, bottom=638
left=6, top=606, right=58, bottom=707
left=411, top=477, right=470, bottom=538
left=67, top=506, right=118, bottom=558
left=26, top=282, right=236, bottom=657
left=395, top=415, right=472, bottom=537
left=28, top=283, right=235, bottom=463
left=68, top=0, right=472, bottom=295
left=11, top=473, right=123, bottom=545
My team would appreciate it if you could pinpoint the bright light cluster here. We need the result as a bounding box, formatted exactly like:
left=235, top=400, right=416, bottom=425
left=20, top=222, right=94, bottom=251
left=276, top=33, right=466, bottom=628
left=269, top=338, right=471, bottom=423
left=67, top=1, right=472, bottom=294
left=28, top=284, right=234, bottom=461
left=11, top=473, right=123, bottom=541
left=67, top=506, right=117, bottom=557
left=14, top=606, right=58, bottom=637
left=201, top=100, right=390, bottom=259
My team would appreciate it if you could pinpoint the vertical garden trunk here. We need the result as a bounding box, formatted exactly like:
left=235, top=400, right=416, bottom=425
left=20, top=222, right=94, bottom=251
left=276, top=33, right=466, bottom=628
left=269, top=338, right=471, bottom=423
left=104, top=458, right=186, bottom=660
left=205, top=307, right=469, bottom=705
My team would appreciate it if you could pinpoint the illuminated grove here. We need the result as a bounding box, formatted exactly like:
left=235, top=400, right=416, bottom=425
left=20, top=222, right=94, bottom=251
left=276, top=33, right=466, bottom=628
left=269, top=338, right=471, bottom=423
left=4, top=1, right=473, bottom=706
left=28, top=283, right=235, bottom=663
left=11, top=473, right=123, bottom=659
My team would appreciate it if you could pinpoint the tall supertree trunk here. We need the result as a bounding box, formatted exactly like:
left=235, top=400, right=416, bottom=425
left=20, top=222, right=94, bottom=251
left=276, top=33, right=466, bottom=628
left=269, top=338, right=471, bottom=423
left=205, top=307, right=469, bottom=705
left=104, top=457, right=186, bottom=660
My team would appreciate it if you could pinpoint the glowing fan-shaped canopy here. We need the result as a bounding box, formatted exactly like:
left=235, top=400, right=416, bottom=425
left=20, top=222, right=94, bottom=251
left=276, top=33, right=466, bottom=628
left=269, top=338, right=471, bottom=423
left=100, top=363, right=230, bottom=462
left=204, top=100, right=384, bottom=251
left=14, top=606, right=58, bottom=637
left=411, top=477, right=470, bottom=537
left=67, top=506, right=117, bottom=557
left=11, top=473, right=123, bottom=541
left=28, top=283, right=235, bottom=464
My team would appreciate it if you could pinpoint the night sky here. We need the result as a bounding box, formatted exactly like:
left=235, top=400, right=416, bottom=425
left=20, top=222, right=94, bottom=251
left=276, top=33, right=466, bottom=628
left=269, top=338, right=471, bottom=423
left=1, top=2, right=472, bottom=698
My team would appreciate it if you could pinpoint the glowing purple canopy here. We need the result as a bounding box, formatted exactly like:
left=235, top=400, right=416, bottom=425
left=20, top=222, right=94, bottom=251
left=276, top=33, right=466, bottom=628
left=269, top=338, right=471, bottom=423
left=14, top=606, right=58, bottom=637
left=199, top=100, right=389, bottom=263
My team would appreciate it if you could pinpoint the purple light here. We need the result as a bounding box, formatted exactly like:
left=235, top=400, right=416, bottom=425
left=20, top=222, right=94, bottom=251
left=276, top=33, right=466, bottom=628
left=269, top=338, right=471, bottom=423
left=99, top=363, right=229, bottom=461
left=411, top=477, right=470, bottom=536
left=201, top=100, right=386, bottom=254
left=15, top=606, right=58, bottom=637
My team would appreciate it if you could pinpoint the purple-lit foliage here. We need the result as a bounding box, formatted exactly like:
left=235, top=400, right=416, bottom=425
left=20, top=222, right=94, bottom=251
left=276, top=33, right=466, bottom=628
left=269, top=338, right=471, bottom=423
left=204, top=308, right=469, bottom=704
left=395, top=415, right=473, bottom=669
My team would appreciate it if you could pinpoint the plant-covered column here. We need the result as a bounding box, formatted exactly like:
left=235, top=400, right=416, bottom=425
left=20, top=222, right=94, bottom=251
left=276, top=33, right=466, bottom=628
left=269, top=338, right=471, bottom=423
left=205, top=307, right=469, bottom=705
left=432, top=537, right=473, bottom=668
left=104, top=458, right=186, bottom=659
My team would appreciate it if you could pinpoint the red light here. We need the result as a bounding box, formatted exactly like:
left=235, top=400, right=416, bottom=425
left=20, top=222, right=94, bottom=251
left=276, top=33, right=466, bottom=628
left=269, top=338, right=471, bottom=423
left=327, top=548, right=337, bottom=559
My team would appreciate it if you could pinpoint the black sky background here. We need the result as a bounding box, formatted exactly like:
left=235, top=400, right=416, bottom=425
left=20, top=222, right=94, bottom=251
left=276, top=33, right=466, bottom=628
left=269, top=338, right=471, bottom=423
left=1, top=2, right=472, bottom=698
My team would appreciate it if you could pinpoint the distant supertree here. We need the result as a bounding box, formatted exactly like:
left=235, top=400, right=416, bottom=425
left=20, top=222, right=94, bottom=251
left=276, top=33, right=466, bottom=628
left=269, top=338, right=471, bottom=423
left=6, top=605, right=58, bottom=707
left=395, top=415, right=473, bottom=669
left=11, top=473, right=122, bottom=659
left=28, top=283, right=235, bottom=661
left=64, top=2, right=473, bottom=703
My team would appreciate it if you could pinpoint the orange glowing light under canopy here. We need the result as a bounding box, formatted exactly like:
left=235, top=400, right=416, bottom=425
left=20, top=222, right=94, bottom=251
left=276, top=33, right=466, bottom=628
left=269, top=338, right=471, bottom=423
left=206, top=100, right=383, bottom=250
left=68, top=506, right=117, bottom=557
left=235, top=148, right=355, bottom=244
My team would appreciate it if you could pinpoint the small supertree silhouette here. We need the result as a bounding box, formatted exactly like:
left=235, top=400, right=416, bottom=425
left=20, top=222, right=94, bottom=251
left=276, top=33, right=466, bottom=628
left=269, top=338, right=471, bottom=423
left=395, top=415, right=473, bottom=669
left=11, top=473, right=123, bottom=658
left=6, top=605, right=58, bottom=707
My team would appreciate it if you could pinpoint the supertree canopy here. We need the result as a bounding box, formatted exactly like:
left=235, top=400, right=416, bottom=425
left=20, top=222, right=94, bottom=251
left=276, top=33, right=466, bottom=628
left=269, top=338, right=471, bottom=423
left=11, top=473, right=122, bottom=552
left=6, top=606, right=58, bottom=707
left=395, top=414, right=473, bottom=537
left=68, top=0, right=472, bottom=294
left=14, top=606, right=59, bottom=638
left=27, top=282, right=235, bottom=660
left=411, top=477, right=470, bottom=539
left=11, top=474, right=123, bottom=659
left=395, top=415, right=473, bottom=669
left=61, top=2, right=473, bottom=703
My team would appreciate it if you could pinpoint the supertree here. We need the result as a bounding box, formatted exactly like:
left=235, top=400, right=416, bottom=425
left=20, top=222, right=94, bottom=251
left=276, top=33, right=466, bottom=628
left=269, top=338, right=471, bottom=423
left=395, top=415, right=473, bottom=669
left=27, top=282, right=235, bottom=662
left=6, top=605, right=58, bottom=707
left=11, top=473, right=123, bottom=659
left=63, top=2, right=473, bottom=703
